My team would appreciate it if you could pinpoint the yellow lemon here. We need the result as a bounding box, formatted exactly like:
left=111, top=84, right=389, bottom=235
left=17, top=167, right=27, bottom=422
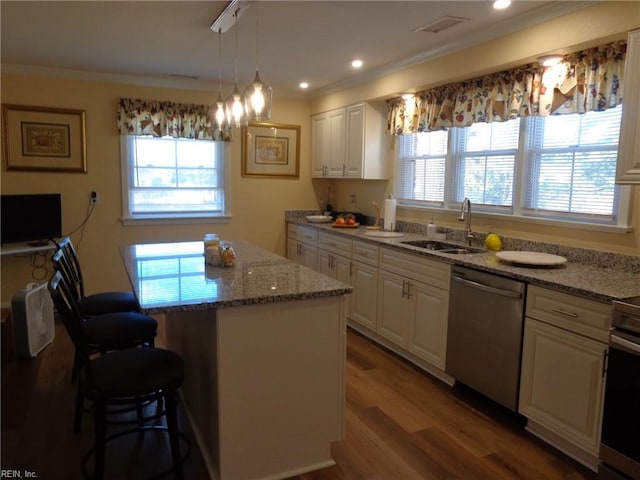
left=485, top=233, right=502, bottom=251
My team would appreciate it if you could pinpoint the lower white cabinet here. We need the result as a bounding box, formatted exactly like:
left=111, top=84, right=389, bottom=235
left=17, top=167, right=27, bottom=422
left=350, top=240, right=379, bottom=330
left=377, top=248, right=450, bottom=370
left=377, top=270, right=411, bottom=344
left=287, top=224, right=318, bottom=270
left=518, top=286, right=610, bottom=470
left=318, top=249, right=351, bottom=284
left=350, top=260, right=378, bottom=330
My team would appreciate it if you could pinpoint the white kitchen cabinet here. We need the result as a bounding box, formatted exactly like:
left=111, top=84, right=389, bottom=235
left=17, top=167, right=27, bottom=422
left=377, top=247, right=451, bottom=369
left=344, top=103, right=388, bottom=179
left=518, top=285, right=610, bottom=470
left=311, top=109, right=345, bottom=177
left=616, top=29, right=640, bottom=184
left=349, top=240, right=379, bottom=330
left=318, top=231, right=353, bottom=292
left=287, top=224, right=318, bottom=270
left=312, top=102, right=387, bottom=179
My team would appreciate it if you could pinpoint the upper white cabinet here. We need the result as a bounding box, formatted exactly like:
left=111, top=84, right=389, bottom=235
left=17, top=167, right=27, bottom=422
left=311, top=110, right=345, bottom=177
left=616, top=29, right=640, bottom=184
left=311, top=102, right=387, bottom=179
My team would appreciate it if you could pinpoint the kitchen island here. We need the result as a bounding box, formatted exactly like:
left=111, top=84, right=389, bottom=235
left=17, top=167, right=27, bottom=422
left=121, top=240, right=352, bottom=480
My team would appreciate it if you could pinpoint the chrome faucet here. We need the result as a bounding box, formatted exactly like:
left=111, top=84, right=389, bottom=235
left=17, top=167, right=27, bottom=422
left=458, top=198, right=474, bottom=246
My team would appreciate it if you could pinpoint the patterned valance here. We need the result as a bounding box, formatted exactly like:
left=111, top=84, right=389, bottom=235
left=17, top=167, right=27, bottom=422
left=117, top=98, right=232, bottom=141
left=388, top=41, right=626, bottom=135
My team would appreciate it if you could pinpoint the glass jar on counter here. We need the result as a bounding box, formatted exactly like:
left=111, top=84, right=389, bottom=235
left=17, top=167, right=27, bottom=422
left=218, top=241, right=236, bottom=268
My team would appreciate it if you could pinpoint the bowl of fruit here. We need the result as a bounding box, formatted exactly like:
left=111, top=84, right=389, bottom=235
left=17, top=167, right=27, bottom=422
left=332, top=213, right=359, bottom=228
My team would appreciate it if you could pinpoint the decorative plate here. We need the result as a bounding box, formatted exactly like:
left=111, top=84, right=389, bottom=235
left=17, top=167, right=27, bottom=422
left=306, top=215, right=333, bottom=223
left=496, top=251, right=567, bottom=266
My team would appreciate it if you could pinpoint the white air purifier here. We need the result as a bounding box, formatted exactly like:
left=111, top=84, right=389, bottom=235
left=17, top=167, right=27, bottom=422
left=11, top=282, right=55, bottom=358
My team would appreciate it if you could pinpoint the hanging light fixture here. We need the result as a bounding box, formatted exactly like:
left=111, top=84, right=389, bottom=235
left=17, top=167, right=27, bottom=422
left=244, top=1, right=272, bottom=121
left=225, top=8, right=248, bottom=128
left=210, top=29, right=228, bottom=131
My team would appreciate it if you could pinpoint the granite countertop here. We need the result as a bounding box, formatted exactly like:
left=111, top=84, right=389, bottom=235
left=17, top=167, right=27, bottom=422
left=121, top=240, right=352, bottom=314
left=288, top=218, right=640, bottom=303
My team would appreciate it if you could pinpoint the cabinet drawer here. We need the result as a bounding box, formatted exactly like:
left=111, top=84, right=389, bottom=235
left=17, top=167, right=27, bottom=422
left=318, top=232, right=352, bottom=256
left=352, top=240, right=379, bottom=267
left=526, top=286, right=610, bottom=342
left=379, top=247, right=451, bottom=290
left=287, top=224, right=318, bottom=247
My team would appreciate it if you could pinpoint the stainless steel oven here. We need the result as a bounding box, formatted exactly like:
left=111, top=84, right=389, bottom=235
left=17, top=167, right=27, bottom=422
left=599, top=296, right=640, bottom=480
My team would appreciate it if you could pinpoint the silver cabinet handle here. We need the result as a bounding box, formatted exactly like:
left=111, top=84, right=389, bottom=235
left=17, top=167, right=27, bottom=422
left=551, top=308, right=578, bottom=318
left=406, top=281, right=413, bottom=299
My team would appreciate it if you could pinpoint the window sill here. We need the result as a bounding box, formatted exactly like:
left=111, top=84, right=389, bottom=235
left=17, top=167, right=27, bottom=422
left=121, top=214, right=232, bottom=226
left=397, top=204, right=633, bottom=234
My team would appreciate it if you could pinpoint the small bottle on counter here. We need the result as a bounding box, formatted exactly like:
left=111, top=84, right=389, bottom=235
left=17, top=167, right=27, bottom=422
left=218, top=241, right=236, bottom=268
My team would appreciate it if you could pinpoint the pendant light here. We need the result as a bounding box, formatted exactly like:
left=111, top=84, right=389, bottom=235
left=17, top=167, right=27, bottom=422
left=210, top=29, right=228, bottom=131
left=244, top=1, right=272, bottom=121
left=225, top=9, right=248, bottom=128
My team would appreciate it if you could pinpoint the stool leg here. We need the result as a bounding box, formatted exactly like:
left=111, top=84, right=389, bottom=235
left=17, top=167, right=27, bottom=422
left=94, top=399, right=107, bottom=480
left=73, top=386, right=84, bottom=433
left=164, top=390, right=183, bottom=480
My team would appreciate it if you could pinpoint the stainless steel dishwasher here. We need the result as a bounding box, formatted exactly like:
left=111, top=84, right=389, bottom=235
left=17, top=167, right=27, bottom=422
left=446, top=266, right=526, bottom=411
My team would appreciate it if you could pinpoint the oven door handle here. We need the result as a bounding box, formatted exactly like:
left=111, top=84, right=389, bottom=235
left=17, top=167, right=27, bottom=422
left=610, top=333, right=640, bottom=356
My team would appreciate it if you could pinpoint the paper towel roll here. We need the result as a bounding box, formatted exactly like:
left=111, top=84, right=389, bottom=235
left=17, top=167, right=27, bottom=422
left=384, top=198, right=396, bottom=231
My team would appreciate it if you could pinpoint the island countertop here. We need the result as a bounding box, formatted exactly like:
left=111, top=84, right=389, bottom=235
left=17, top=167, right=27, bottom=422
left=121, top=240, right=352, bottom=314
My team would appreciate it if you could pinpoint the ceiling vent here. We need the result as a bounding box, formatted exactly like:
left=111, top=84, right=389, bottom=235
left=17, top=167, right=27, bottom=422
left=415, top=16, right=469, bottom=34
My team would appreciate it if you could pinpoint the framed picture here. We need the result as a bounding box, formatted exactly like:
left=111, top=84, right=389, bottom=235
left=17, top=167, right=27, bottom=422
left=2, top=104, right=87, bottom=173
left=241, top=122, right=300, bottom=178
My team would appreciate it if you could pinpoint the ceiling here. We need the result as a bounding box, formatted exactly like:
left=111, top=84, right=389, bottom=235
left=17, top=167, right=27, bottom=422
left=1, top=1, right=593, bottom=99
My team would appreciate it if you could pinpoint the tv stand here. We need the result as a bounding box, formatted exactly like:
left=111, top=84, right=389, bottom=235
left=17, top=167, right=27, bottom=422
left=0, top=242, right=55, bottom=257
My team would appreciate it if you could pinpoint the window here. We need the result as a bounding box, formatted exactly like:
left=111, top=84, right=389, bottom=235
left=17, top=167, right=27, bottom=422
left=396, top=129, right=447, bottom=206
left=121, top=136, right=228, bottom=222
left=451, top=119, right=520, bottom=209
left=395, top=106, right=628, bottom=227
left=524, top=108, right=622, bottom=222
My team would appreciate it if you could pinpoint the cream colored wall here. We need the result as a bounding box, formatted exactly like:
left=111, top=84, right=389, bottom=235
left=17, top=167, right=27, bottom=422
left=311, top=2, right=640, bottom=256
left=0, top=74, right=317, bottom=302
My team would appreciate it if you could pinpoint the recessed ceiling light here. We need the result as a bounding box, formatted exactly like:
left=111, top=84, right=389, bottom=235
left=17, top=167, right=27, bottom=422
left=351, top=59, right=363, bottom=69
left=299, top=82, right=309, bottom=89
left=493, top=0, right=511, bottom=9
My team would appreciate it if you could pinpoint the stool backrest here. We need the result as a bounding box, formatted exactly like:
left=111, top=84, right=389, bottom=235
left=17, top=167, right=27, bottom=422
left=53, top=237, right=85, bottom=301
left=48, top=270, right=93, bottom=383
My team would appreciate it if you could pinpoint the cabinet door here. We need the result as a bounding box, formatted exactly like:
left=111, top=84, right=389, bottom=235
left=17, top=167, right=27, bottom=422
left=345, top=104, right=364, bottom=178
left=327, top=109, right=346, bottom=176
left=377, top=270, right=410, bottom=345
left=302, top=244, right=318, bottom=271
left=311, top=113, right=328, bottom=177
left=350, top=261, right=378, bottom=330
left=519, top=318, right=606, bottom=455
left=616, top=29, right=640, bottom=184
left=407, top=281, right=449, bottom=370
left=319, top=251, right=350, bottom=284
left=289, top=239, right=318, bottom=270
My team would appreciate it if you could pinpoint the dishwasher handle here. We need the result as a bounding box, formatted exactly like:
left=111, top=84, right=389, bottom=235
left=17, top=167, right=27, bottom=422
left=452, top=274, right=523, bottom=299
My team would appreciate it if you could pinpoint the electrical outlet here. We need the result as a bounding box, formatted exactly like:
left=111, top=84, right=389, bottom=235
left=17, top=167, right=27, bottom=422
left=90, top=191, right=99, bottom=204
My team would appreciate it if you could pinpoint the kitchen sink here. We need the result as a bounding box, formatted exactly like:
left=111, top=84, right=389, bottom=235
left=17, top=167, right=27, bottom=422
left=400, top=240, right=484, bottom=255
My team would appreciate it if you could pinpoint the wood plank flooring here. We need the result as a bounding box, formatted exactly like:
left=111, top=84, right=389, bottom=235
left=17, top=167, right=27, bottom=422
left=2, top=322, right=597, bottom=479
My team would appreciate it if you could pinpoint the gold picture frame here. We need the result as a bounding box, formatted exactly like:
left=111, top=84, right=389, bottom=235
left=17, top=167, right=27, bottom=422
left=2, top=104, right=87, bottom=173
left=241, top=122, right=300, bottom=178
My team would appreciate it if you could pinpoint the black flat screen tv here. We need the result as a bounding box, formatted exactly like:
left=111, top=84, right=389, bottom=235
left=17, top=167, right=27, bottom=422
left=1, top=193, right=62, bottom=245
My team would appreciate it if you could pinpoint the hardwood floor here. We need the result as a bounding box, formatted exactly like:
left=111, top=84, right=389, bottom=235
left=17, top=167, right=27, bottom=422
left=2, top=322, right=597, bottom=480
